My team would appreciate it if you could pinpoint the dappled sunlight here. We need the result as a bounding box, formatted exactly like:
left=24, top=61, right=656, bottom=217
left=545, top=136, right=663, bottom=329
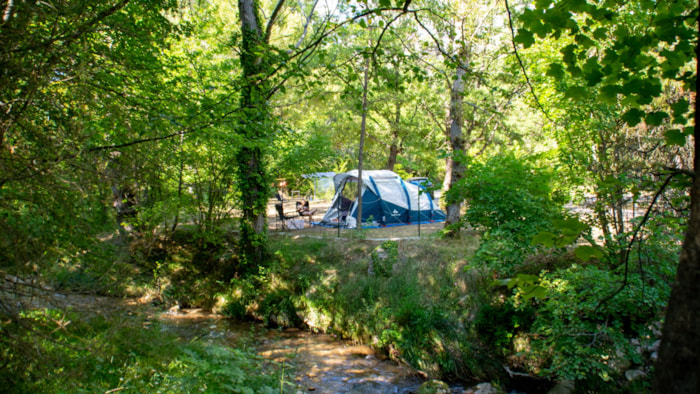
left=155, top=308, right=422, bottom=391
left=256, top=328, right=422, bottom=391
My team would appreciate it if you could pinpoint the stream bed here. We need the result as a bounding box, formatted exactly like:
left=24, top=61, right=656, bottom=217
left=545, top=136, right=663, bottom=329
left=158, top=308, right=461, bottom=393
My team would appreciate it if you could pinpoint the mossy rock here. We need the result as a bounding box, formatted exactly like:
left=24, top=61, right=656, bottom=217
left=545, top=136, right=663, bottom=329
left=418, top=379, right=451, bottom=394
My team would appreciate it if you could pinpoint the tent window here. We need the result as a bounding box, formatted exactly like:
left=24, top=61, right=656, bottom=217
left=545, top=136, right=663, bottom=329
left=341, top=179, right=358, bottom=200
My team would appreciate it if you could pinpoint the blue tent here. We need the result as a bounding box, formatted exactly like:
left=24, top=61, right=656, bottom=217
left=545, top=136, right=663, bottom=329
left=319, top=170, right=445, bottom=228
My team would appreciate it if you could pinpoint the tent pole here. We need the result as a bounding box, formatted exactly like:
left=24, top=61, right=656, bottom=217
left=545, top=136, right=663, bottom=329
left=418, top=188, right=421, bottom=237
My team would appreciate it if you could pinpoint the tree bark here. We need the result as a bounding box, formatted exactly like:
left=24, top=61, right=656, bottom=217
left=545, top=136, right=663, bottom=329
left=652, top=81, right=699, bottom=393
left=357, top=53, right=370, bottom=229
left=385, top=101, right=401, bottom=171
left=237, top=0, right=270, bottom=266
left=444, top=53, right=468, bottom=234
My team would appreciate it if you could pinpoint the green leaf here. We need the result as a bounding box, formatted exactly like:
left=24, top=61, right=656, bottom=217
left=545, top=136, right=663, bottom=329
left=574, top=245, right=604, bottom=261
left=592, top=27, right=608, bottom=40
left=379, top=0, right=392, bottom=7
left=664, top=129, right=687, bottom=146
left=514, top=29, right=535, bottom=48
left=532, top=231, right=557, bottom=247
left=495, top=278, right=511, bottom=287
left=585, top=68, right=604, bottom=86
left=671, top=99, right=690, bottom=123
left=565, top=86, right=588, bottom=102
left=535, top=0, right=553, bottom=9
left=621, top=108, right=645, bottom=127
left=552, top=218, right=587, bottom=235
left=638, top=79, right=663, bottom=99
left=546, top=63, right=566, bottom=81
left=622, top=78, right=643, bottom=96
left=645, top=111, right=668, bottom=126
left=599, top=84, right=622, bottom=104
left=559, top=234, right=579, bottom=246
left=574, top=33, right=594, bottom=48
left=521, top=285, right=547, bottom=300
left=516, top=273, right=539, bottom=284
left=358, top=19, right=367, bottom=28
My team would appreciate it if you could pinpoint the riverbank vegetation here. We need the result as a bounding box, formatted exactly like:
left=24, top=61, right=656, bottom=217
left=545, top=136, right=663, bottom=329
left=1, top=0, right=696, bottom=392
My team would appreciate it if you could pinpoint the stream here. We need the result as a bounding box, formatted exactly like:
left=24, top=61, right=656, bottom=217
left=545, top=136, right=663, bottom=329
left=158, top=308, right=457, bottom=393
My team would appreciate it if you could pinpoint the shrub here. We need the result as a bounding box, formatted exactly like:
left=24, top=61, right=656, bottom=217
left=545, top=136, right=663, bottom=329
left=451, top=153, right=568, bottom=275
left=506, top=263, right=671, bottom=387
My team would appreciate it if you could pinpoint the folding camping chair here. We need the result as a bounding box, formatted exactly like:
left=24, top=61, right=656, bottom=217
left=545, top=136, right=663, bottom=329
left=275, top=203, right=300, bottom=230
left=296, top=200, right=318, bottom=225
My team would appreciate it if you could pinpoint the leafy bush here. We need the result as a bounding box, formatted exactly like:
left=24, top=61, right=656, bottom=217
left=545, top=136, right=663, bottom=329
left=505, top=263, right=671, bottom=387
left=451, top=153, right=568, bottom=275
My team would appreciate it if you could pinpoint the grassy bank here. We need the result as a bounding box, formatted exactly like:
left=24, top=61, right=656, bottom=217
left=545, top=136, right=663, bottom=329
left=222, top=232, right=502, bottom=383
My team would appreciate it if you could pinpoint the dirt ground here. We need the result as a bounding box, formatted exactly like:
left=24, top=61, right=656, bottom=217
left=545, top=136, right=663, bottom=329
left=266, top=198, right=446, bottom=240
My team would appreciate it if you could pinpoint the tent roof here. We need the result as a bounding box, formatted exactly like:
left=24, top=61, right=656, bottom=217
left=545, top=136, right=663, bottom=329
left=333, top=169, right=399, bottom=189
left=302, top=172, right=336, bottom=179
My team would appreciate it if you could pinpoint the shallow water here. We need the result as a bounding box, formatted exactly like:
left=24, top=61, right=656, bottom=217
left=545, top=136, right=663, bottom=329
left=158, top=309, right=428, bottom=393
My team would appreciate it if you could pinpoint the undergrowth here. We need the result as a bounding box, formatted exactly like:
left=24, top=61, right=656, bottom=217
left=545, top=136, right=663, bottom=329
left=0, top=304, right=288, bottom=393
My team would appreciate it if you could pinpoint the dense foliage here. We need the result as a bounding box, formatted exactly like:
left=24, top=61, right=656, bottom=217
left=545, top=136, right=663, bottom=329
left=0, top=0, right=696, bottom=391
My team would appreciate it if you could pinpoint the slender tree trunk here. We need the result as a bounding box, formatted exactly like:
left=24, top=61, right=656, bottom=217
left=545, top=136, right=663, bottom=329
left=357, top=53, right=370, bottom=229
left=385, top=101, right=401, bottom=171
left=444, top=52, right=468, bottom=235
left=652, top=81, right=700, bottom=392
left=171, top=132, right=185, bottom=233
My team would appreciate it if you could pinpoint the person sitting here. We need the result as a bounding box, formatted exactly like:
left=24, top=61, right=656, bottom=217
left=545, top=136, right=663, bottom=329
left=296, top=200, right=318, bottom=222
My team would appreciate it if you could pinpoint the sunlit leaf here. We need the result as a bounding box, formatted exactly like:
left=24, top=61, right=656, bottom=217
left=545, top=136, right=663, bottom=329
left=574, top=245, right=604, bottom=261
left=532, top=231, right=557, bottom=247
left=514, top=29, right=535, bottom=48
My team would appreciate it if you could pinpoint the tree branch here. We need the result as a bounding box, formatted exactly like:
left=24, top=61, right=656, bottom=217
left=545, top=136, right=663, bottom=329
left=595, top=170, right=689, bottom=311
left=265, top=0, right=286, bottom=43
left=12, top=0, right=131, bottom=53
left=503, top=0, right=551, bottom=122
left=292, top=0, right=320, bottom=49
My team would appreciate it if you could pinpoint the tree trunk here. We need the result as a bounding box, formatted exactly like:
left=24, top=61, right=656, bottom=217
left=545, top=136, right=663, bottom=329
left=652, top=91, right=699, bottom=393
left=442, top=155, right=453, bottom=199
left=237, top=0, right=270, bottom=266
left=357, top=53, right=370, bottom=230
left=385, top=101, right=401, bottom=171
left=444, top=53, right=468, bottom=235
